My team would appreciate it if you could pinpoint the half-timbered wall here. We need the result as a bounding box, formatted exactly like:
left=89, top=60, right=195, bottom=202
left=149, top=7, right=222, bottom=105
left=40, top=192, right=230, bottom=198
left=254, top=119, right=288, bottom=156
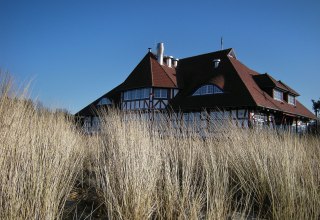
left=82, top=109, right=308, bottom=134
left=121, top=87, right=178, bottom=111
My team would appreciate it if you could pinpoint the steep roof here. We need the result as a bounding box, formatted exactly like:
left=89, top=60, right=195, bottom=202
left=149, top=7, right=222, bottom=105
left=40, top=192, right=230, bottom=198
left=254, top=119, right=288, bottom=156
left=170, top=49, right=257, bottom=110
left=75, top=52, right=177, bottom=116
left=229, top=57, right=314, bottom=119
left=116, top=52, right=177, bottom=90
left=75, top=85, right=121, bottom=116
left=253, top=73, right=299, bottom=95
left=76, top=47, right=315, bottom=120
left=170, top=48, right=315, bottom=119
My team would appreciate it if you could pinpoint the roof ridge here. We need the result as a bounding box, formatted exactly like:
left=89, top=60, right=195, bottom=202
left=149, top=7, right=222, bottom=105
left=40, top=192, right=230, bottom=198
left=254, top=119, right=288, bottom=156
left=149, top=53, right=154, bottom=86
left=180, top=48, right=233, bottom=60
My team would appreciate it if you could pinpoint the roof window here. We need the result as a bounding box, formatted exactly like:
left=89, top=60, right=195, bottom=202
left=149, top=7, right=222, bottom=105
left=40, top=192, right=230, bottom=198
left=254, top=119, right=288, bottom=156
left=192, top=84, right=223, bottom=96
left=97, top=98, right=112, bottom=106
left=288, top=94, right=295, bottom=105
left=273, top=89, right=283, bottom=101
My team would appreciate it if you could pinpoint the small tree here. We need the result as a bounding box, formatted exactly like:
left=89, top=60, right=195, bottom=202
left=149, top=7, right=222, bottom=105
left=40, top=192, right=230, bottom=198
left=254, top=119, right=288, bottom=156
left=311, top=98, right=320, bottom=118
left=312, top=99, right=320, bottom=133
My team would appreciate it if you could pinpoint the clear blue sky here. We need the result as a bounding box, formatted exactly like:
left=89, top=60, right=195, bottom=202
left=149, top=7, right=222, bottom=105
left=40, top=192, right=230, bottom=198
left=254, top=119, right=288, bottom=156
left=0, top=0, right=319, bottom=114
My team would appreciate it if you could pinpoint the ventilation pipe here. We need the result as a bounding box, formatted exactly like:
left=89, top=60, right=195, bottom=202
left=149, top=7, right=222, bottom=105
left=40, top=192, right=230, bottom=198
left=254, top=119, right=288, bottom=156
left=157, top=43, right=164, bottom=65
left=173, top=58, right=179, bottom=68
left=213, top=59, right=221, bottom=68
left=166, top=56, right=173, bottom=67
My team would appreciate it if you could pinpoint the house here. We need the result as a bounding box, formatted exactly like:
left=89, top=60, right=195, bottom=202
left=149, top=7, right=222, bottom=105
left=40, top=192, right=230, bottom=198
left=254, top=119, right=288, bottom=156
left=76, top=43, right=315, bottom=132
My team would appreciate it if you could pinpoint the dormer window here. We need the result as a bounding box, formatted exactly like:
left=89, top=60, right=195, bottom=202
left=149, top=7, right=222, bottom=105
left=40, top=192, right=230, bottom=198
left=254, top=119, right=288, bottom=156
left=288, top=94, right=295, bottom=105
left=97, top=97, right=112, bottom=106
left=192, top=84, right=223, bottom=96
left=273, top=89, right=283, bottom=101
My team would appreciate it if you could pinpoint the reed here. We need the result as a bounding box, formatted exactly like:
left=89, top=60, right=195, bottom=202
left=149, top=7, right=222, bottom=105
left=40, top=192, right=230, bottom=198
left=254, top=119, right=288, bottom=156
left=0, top=73, right=84, bottom=219
left=1, top=72, right=319, bottom=219
left=93, top=110, right=320, bottom=219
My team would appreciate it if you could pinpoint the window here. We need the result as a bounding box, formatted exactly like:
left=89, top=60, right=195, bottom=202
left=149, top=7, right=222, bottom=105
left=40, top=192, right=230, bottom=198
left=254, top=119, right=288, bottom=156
left=97, top=98, right=112, bottom=105
left=154, top=88, right=168, bottom=98
left=134, top=89, right=140, bottom=99
left=288, top=94, right=295, bottom=105
left=123, top=88, right=151, bottom=101
left=192, top=84, right=223, bottom=96
left=144, top=88, right=151, bottom=99
left=274, top=89, right=283, bottom=101
left=214, top=86, right=223, bottom=94
left=173, top=89, right=179, bottom=97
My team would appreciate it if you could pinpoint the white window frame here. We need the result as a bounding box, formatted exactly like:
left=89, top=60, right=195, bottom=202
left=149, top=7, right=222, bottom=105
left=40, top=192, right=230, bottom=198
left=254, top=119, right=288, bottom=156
left=288, top=94, right=295, bottom=105
left=123, top=88, right=152, bottom=101
left=154, top=88, right=168, bottom=98
left=192, top=84, right=223, bottom=96
left=274, top=89, right=283, bottom=101
left=97, top=97, right=112, bottom=105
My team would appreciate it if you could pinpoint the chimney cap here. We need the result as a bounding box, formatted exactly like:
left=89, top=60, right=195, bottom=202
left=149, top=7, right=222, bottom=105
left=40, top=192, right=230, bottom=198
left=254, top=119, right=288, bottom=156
left=213, top=59, right=221, bottom=68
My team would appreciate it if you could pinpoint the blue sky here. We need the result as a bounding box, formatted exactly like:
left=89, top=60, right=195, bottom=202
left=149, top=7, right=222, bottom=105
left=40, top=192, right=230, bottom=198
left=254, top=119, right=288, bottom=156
left=0, top=0, right=319, bottom=113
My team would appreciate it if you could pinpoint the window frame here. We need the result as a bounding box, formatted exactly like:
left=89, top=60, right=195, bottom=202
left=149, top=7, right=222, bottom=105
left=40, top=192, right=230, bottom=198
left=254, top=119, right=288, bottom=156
left=273, top=89, right=283, bottom=101
left=154, top=88, right=168, bottom=99
left=122, top=88, right=151, bottom=101
left=97, top=97, right=112, bottom=105
left=192, top=84, right=223, bottom=96
left=288, top=94, right=295, bottom=105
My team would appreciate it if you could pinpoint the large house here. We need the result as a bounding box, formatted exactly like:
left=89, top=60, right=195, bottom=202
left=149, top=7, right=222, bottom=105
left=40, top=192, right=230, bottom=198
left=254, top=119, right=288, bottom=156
left=76, top=43, right=315, bottom=132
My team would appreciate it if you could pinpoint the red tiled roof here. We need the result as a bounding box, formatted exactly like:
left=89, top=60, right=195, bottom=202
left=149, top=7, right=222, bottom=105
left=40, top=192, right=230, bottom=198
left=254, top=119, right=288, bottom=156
left=150, top=54, right=177, bottom=87
left=228, top=57, right=315, bottom=119
left=76, top=47, right=315, bottom=120
left=277, top=80, right=299, bottom=96
left=170, top=49, right=315, bottom=119
left=117, top=52, right=177, bottom=90
left=253, top=73, right=299, bottom=95
left=76, top=52, right=177, bottom=116
left=170, top=49, right=257, bottom=110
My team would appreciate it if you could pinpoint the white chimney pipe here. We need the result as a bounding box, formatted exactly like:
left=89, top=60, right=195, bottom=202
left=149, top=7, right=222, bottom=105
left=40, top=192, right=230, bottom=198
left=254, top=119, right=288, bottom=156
left=213, top=59, right=221, bottom=68
left=166, top=56, right=173, bottom=67
left=173, top=58, right=179, bottom=68
left=157, top=43, right=164, bottom=65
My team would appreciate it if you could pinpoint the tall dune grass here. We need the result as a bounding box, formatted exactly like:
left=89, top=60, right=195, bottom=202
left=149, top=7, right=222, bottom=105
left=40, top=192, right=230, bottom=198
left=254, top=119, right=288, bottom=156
left=0, top=73, right=84, bottom=219
left=93, top=110, right=320, bottom=219
left=1, top=72, right=319, bottom=219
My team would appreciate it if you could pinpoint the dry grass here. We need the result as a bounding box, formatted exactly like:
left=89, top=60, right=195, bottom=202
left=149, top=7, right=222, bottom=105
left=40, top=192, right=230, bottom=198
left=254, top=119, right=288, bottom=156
left=92, top=110, right=320, bottom=220
left=1, top=73, right=319, bottom=219
left=0, top=73, right=85, bottom=219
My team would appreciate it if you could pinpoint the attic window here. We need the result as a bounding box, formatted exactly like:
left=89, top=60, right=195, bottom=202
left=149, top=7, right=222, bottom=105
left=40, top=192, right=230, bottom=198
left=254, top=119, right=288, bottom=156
left=273, top=89, right=283, bottom=101
left=288, top=94, right=295, bottom=105
left=97, top=98, right=112, bottom=106
left=192, top=84, right=223, bottom=96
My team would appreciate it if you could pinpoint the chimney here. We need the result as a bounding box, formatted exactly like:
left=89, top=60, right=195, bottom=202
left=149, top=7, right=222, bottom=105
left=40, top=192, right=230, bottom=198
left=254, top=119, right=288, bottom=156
left=157, top=43, right=164, bottom=65
left=213, top=59, right=221, bottom=68
left=173, top=58, right=179, bottom=68
left=166, top=56, right=173, bottom=67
